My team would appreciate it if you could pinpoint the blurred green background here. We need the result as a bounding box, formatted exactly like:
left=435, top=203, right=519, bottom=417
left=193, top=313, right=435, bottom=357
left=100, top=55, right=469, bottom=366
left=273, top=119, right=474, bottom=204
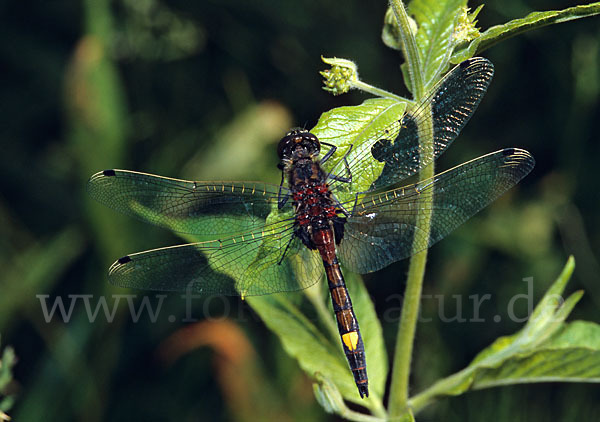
left=1, top=0, right=599, bottom=420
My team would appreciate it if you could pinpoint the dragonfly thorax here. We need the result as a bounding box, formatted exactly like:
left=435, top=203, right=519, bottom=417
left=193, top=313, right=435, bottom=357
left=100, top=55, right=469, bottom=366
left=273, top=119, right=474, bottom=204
left=277, top=129, right=342, bottom=237
left=287, top=155, right=343, bottom=248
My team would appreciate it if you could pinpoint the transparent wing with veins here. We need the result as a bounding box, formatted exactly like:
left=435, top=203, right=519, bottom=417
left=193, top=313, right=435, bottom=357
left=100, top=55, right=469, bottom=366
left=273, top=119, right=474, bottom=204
left=336, top=148, right=535, bottom=274
left=87, top=169, right=325, bottom=296
left=106, top=220, right=323, bottom=296
left=87, top=169, right=289, bottom=238
left=323, top=57, right=495, bottom=193
left=87, top=58, right=533, bottom=296
left=88, top=148, right=534, bottom=294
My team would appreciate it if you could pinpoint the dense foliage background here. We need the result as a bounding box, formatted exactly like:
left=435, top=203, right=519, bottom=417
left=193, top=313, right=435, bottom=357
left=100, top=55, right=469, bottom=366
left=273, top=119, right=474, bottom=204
left=1, top=0, right=599, bottom=420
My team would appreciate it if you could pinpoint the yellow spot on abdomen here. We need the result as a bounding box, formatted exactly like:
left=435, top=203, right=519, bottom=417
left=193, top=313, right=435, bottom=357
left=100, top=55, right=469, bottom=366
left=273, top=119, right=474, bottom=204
left=342, top=331, right=359, bottom=351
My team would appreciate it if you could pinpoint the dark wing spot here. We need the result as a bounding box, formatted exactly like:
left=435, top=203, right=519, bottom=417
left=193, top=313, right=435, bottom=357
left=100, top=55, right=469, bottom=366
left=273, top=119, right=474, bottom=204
left=117, top=255, right=132, bottom=264
left=371, top=139, right=392, bottom=162
left=103, top=169, right=116, bottom=177
left=460, top=58, right=474, bottom=68
left=502, top=148, right=515, bottom=156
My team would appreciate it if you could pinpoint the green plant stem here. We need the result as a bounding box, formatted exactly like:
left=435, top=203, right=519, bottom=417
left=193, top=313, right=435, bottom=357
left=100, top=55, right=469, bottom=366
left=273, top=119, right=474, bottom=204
left=407, top=365, right=473, bottom=413
left=389, top=0, right=424, bottom=99
left=339, top=408, right=387, bottom=422
left=388, top=168, right=434, bottom=418
left=369, top=397, right=388, bottom=419
left=349, top=79, right=408, bottom=102
left=387, top=0, right=434, bottom=418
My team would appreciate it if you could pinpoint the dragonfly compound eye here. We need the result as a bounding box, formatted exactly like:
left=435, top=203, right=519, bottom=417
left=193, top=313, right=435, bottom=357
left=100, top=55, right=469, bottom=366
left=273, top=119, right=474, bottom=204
left=277, top=130, right=320, bottom=159
left=277, top=134, right=298, bottom=159
left=304, top=132, right=321, bottom=155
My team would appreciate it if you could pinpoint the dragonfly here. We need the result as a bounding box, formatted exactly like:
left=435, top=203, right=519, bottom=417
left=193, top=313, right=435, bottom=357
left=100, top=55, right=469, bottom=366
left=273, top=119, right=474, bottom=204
left=87, top=57, right=535, bottom=399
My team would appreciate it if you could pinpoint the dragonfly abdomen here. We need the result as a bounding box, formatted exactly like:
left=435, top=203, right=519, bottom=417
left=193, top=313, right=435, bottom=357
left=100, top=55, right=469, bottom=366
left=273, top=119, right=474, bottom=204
left=286, top=149, right=369, bottom=398
left=312, top=228, right=369, bottom=398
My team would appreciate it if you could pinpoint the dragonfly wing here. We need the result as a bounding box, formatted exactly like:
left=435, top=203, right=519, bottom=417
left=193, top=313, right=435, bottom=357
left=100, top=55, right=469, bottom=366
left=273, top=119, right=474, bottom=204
left=87, top=169, right=286, bottom=237
left=338, top=149, right=535, bottom=274
left=108, top=221, right=323, bottom=296
left=328, top=57, right=494, bottom=192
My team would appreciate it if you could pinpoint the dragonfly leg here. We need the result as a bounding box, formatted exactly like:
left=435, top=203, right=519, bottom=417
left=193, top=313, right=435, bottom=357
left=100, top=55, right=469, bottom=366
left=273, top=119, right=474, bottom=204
left=277, top=233, right=294, bottom=265
left=322, top=142, right=353, bottom=183
left=320, top=142, right=337, bottom=164
left=349, top=190, right=370, bottom=215
left=333, top=197, right=351, bottom=217
left=277, top=170, right=290, bottom=209
left=339, top=143, right=353, bottom=182
left=277, top=226, right=317, bottom=265
left=294, top=226, right=316, bottom=250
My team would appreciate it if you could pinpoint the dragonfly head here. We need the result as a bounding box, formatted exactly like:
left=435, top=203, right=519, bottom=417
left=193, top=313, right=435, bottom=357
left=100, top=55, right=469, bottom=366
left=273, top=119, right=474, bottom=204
left=277, top=129, right=320, bottom=163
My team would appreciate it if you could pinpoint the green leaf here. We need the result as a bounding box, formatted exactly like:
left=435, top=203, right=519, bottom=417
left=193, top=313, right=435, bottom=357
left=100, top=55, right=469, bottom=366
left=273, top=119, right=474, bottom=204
left=247, top=293, right=358, bottom=404
left=474, top=321, right=600, bottom=389
left=314, top=373, right=390, bottom=421
left=0, top=343, right=16, bottom=417
left=248, top=270, right=387, bottom=409
left=0, top=346, right=16, bottom=392
left=311, top=98, right=409, bottom=202
left=313, top=373, right=346, bottom=414
left=406, top=0, right=467, bottom=90
left=381, top=6, right=416, bottom=51
left=409, top=257, right=600, bottom=414
left=451, top=3, right=600, bottom=63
